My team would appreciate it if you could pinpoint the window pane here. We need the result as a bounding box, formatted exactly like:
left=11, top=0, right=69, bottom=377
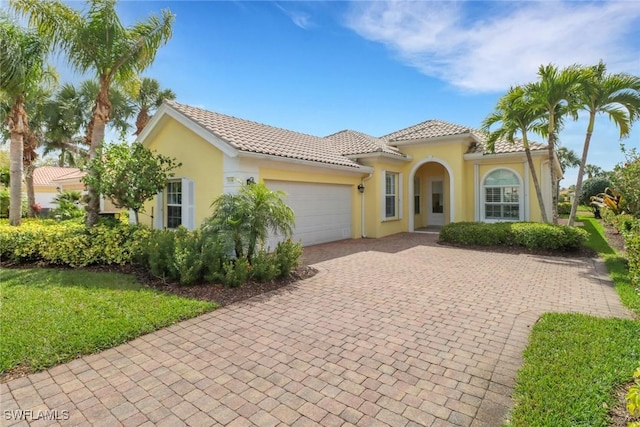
left=485, top=169, right=519, bottom=186
left=485, top=188, right=500, bottom=203
left=167, top=181, right=182, bottom=205
left=485, top=205, right=502, bottom=219
left=504, top=204, right=520, bottom=218
left=414, top=195, right=420, bottom=214
left=386, top=174, right=395, bottom=195
left=386, top=196, right=396, bottom=217
left=167, top=206, right=182, bottom=229
left=503, top=187, right=519, bottom=203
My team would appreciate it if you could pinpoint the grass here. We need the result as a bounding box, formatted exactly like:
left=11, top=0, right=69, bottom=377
left=507, top=313, right=640, bottom=427
left=506, top=214, right=640, bottom=426
left=0, top=268, right=216, bottom=375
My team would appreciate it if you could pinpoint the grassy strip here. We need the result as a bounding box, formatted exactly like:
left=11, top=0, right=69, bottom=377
left=507, top=215, right=640, bottom=426
left=580, top=215, right=640, bottom=317
left=507, top=313, right=640, bottom=427
left=0, top=269, right=216, bottom=374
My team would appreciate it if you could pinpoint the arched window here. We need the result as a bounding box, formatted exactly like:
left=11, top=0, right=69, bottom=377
left=483, top=169, right=522, bottom=221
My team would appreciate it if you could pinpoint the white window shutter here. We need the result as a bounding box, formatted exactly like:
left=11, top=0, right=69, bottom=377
left=381, top=171, right=386, bottom=221
left=182, top=178, right=195, bottom=231
left=128, top=209, right=136, bottom=224
left=399, top=173, right=404, bottom=220
left=155, top=190, right=164, bottom=229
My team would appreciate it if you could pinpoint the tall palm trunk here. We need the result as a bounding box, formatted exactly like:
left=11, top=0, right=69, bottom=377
left=523, top=143, right=548, bottom=223
left=568, top=111, right=596, bottom=226
left=135, top=106, right=150, bottom=136
left=547, top=116, right=558, bottom=224
left=7, top=96, right=27, bottom=226
left=23, top=130, right=38, bottom=218
left=85, top=79, right=112, bottom=227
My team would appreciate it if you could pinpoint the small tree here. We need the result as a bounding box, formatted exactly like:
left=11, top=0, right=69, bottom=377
left=82, top=141, right=179, bottom=224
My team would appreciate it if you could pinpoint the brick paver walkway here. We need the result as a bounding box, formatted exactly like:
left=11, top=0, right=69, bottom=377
left=1, top=233, right=631, bottom=426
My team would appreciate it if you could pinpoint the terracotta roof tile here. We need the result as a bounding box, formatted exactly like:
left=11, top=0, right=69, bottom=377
left=382, top=119, right=471, bottom=142
left=326, top=129, right=405, bottom=157
left=466, top=130, right=547, bottom=154
left=166, top=101, right=361, bottom=168
left=32, top=167, right=82, bottom=186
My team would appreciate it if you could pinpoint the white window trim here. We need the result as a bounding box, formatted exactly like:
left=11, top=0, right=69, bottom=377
left=158, top=178, right=195, bottom=230
left=480, top=168, right=524, bottom=222
left=382, top=170, right=403, bottom=221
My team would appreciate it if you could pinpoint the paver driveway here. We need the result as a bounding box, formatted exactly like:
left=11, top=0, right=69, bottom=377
left=1, top=233, right=631, bottom=426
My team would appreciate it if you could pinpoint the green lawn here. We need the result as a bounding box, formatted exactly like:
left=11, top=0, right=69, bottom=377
left=506, top=215, right=640, bottom=426
left=0, top=268, right=216, bottom=375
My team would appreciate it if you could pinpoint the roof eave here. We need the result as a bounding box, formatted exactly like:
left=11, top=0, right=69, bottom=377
left=463, top=149, right=548, bottom=160
left=137, top=103, right=240, bottom=158
left=239, top=151, right=374, bottom=174
left=345, top=152, right=412, bottom=162
left=389, top=132, right=476, bottom=146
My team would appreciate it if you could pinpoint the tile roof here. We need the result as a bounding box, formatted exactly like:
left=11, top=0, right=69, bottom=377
left=382, top=119, right=472, bottom=142
left=52, top=169, right=87, bottom=182
left=165, top=101, right=361, bottom=168
left=32, top=167, right=81, bottom=186
left=466, top=130, right=547, bottom=154
left=325, top=130, right=405, bottom=157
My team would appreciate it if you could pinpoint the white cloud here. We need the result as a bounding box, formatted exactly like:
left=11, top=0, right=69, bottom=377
left=345, top=1, right=640, bottom=92
left=275, top=3, right=313, bottom=30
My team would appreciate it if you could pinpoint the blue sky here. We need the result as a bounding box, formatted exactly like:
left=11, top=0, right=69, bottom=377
left=6, top=1, right=640, bottom=187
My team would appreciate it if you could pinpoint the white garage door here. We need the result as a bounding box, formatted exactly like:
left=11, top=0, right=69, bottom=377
left=264, top=180, right=352, bottom=248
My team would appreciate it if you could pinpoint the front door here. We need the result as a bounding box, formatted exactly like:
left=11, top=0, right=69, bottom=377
left=428, top=177, right=444, bottom=226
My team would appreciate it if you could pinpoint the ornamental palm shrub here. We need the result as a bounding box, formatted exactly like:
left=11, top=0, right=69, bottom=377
left=51, top=190, right=84, bottom=220
left=205, top=182, right=295, bottom=262
left=580, top=177, right=612, bottom=217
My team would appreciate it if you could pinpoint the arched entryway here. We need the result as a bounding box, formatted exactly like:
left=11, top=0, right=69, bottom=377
left=409, top=158, right=454, bottom=232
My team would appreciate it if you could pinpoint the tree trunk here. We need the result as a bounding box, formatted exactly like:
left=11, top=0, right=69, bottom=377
left=85, top=78, right=112, bottom=227
left=8, top=96, right=26, bottom=226
left=135, top=107, right=150, bottom=136
left=547, top=122, right=558, bottom=224
left=524, top=146, right=548, bottom=223
left=568, top=112, right=595, bottom=226
left=23, top=130, right=38, bottom=218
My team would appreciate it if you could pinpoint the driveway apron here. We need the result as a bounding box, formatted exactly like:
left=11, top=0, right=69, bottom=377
left=1, top=233, right=631, bottom=426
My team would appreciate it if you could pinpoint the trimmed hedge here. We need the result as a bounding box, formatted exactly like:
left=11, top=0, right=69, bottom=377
left=0, top=219, right=150, bottom=267
left=439, top=221, right=587, bottom=251
left=557, top=202, right=572, bottom=215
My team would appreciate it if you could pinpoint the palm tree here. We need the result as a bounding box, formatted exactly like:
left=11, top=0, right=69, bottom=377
left=567, top=62, right=640, bottom=226
left=483, top=86, right=549, bottom=223
left=583, top=164, right=604, bottom=179
left=12, top=0, right=175, bottom=226
left=556, top=146, right=580, bottom=174
left=526, top=64, right=581, bottom=224
left=43, top=79, right=135, bottom=168
left=0, top=15, right=46, bottom=225
left=133, top=77, right=175, bottom=136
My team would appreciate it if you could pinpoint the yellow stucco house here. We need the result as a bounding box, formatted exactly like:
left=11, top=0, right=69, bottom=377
left=138, top=100, right=561, bottom=246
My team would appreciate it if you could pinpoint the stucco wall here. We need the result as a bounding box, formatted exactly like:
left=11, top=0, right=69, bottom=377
left=141, top=117, right=224, bottom=228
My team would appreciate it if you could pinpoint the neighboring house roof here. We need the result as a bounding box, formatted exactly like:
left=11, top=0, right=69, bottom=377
left=32, top=167, right=81, bottom=187
left=165, top=100, right=361, bottom=168
left=326, top=129, right=405, bottom=158
left=51, top=169, right=87, bottom=183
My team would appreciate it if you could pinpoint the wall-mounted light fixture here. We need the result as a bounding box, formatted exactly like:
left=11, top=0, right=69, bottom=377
left=246, top=177, right=255, bottom=185
left=357, top=184, right=365, bottom=194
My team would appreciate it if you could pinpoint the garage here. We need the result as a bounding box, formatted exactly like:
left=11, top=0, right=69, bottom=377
left=264, top=180, right=353, bottom=248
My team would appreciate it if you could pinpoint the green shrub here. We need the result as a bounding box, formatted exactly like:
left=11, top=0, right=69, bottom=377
left=626, top=232, right=640, bottom=289
left=511, top=223, right=587, bottom=251
left=146, top=229, right=179, bottom=281
left=439, top=222, right=513, bottom=246
left=439, top=222, right=587, bottom=251
left=173, top=229, right=206, bottom=286
left=557, top=202, right=572, bottom=215
left=249, top=250, right=280, bottom=282
left=0, top=220, right=150, bottom=267
left=208, top=258, right=250, bottom=288
left=51, top=190, right=84, bottom=220
left=274, top=239, right=303, bottom=277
